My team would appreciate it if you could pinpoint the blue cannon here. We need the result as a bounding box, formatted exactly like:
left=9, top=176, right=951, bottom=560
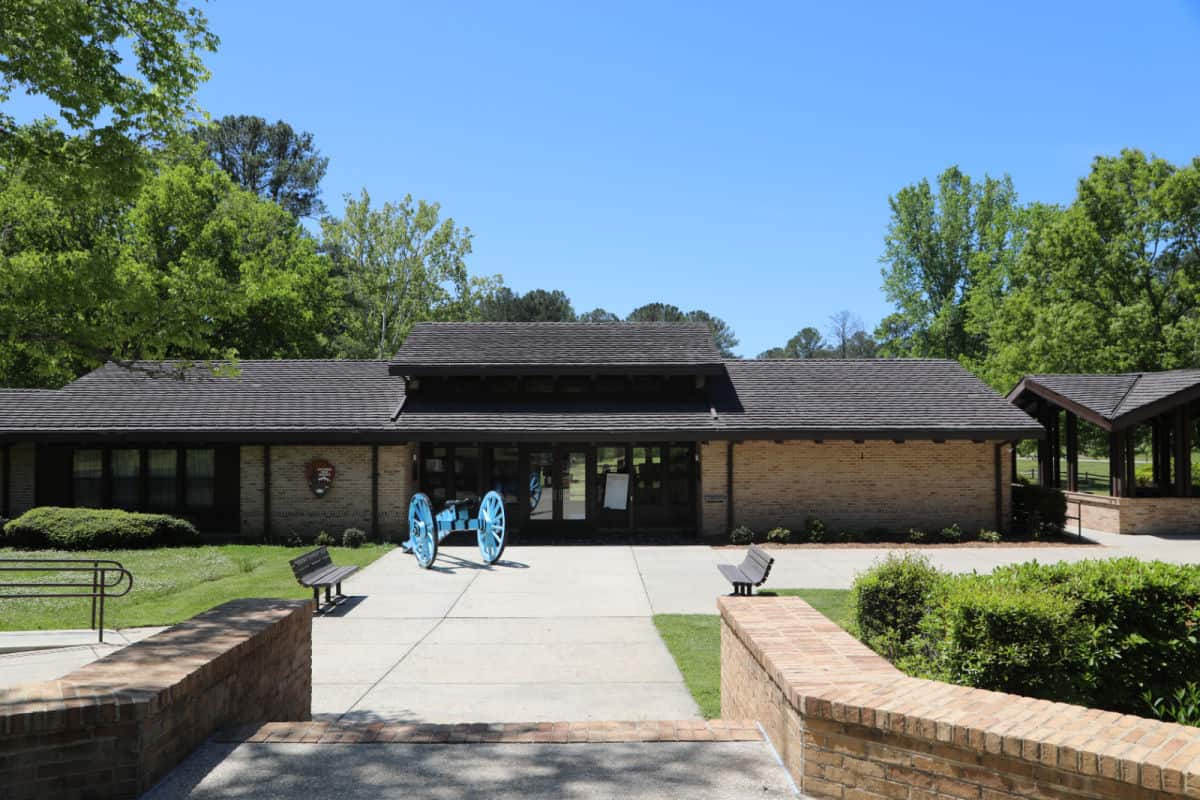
left=405, top=491, right=507, bottom=568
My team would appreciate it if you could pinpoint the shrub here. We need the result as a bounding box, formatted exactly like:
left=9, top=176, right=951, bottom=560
left=1012, top=483, right=1066, bottom=537
left=2, top=507, right=198, bottom=550
left=906, top=528, right=927, bottom=544
left=729, top=526, right=754, bottom=545
left=837, top=529, right=860, bottom=543
left=315, top=531, right=336, bottom=547
left=977, top=529, right=1002, bottom=543
left=912, top=579, right=1091, bottom=704
left=991, top=558, right=1200, bottom=712
left=884, top=558, right=1200, bottom=715
left=851, top=554, right=944, bottom=661
left=342, top=528, right=367, bottom=548
left=765, top=527, right=790, bottom=544
left=804, top=516, right=826, bottom=543
left=1144, top=683, right=1200, bottom=727
left=939, top=523, right=963, bottom=543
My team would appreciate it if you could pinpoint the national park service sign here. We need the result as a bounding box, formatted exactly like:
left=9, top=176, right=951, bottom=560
left=305, top=459, right=335, bottom=497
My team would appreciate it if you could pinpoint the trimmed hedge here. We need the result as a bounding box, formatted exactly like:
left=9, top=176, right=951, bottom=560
left=852, top=556, right=1200, bottom=714
left=2, top=507, right=199, bottom=550
left=851, top=553, right=944, bottom=661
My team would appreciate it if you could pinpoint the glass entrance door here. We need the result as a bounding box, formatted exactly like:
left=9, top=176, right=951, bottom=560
left=526, top=447, right=589, bottom=524
left=562, top=449, right=588, bottom=521
left=529, top=449, right=556, bottom=522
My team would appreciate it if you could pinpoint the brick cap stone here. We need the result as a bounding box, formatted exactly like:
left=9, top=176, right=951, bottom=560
left=0, top=598, right=312, bottom=735
left=718, top=595, right=1200, bottom=796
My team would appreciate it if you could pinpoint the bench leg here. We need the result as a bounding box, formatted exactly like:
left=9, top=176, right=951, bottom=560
left=312, top=587, right=320, bottom=610
left=336, top=581, right=343, bottom=597
left=325, top=585, right=332, bottom=603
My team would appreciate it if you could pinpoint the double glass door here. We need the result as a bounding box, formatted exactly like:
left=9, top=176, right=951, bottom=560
left=529, top=447, right=588, bottom=524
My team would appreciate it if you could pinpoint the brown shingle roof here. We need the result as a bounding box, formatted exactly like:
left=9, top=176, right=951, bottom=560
left=1009, top=369, right=1200, bottom=430
left=0, top=357, right=1042, bottom=442
left=389, top=322, right=725, bottom=375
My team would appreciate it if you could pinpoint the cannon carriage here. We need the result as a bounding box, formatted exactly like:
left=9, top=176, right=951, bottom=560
left=405, top=490, right=507, bottom=568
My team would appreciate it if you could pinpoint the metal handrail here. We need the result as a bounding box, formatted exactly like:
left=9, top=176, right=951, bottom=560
left=0, top=559, right=134, bottom=643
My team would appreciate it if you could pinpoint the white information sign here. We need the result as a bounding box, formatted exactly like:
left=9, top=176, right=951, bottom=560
left=603, top=473, right=630, bottom=510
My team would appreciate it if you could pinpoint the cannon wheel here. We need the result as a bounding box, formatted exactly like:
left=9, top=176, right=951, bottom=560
left=477, top=490, right=507, bottom=565
left=529, top=471, right=542, bottom=510
left=408, top=493, right=437, bottom=568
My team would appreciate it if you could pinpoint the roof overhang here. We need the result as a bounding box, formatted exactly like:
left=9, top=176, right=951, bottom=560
left=387, top=363, right=727, bottom=377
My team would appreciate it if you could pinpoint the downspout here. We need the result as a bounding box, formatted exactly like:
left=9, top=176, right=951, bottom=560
left=371, top=445, right=380, bottom=542
left=726, top=441, right=735, bottom=534
left=994, top=442, right=1003, bottom=532
left=263, top=445, right=272, bottom=542
left=2, top=444, right=9, bottom=520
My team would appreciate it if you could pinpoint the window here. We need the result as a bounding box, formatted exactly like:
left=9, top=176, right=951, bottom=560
left=454, top=447, right=481, bottom=500
left=491, top=447, right=520, bottom=505
left=73, top=449, right=103, bottom=507
left=111, top=449, right=141, bottom=509
left=148, top=449, right=177, bottom=510
left=185, top=449, right=215, bottom=508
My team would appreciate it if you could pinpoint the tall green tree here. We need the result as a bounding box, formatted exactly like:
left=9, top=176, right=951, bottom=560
left=973, top=150, right=1200, bottom=389
left=625, top=303, right=739, bottom=357
left=197, top=115, right=329, bottom=218
left=578, top=308, right=619, bottom=322
left=0, top=0, right=218, bottom=198
left=479, top=287, right=576, bottom=321
left=878, top=166, right=1025, bottom=360
left=0, top=156, right=332, bottom=387
left=322, top=190, right=477, bottom=359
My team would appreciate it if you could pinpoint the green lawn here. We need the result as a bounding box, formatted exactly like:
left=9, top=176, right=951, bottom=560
left=653, top=588, right=851, bottom=718
left=0, top=544, right=392, bottom=631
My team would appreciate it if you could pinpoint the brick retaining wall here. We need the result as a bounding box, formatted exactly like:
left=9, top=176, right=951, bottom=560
left=720, top=596, right=1200, bottom=799
left=0, top=598, right=311, bottom=799
left=1068, top=491, right=1200, bottom=536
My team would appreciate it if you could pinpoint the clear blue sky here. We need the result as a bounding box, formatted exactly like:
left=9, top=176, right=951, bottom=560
left=60, top=2, right=1200, bottom=356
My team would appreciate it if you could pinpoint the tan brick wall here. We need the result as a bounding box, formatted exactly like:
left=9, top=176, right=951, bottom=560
left=1067, top=491, right=1200, bottom=535
left=377, top=443, right=415, bottom=540
left=239, top=444, right=414, bottom=540
left=0, top=598, right=310, bottom=800
left=1068, top=491, right=1121, bottom=534
left=715, top=440, right=1009, bottom=536
left=720, top=596, right=1200, bottom=800
left=699, top=441, right=730, bottom=538
left=7, top=442, right=35, bottom=515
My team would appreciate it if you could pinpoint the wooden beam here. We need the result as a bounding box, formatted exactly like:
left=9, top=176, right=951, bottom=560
left=1037, top=401, right=1052, bottom=487
left=1050, top=409, right=1062, bottom=488
left=1109, top=431, right=1124, bottom=498
left=1125, top=428, right=1138, bottom=497
left=1176, top=406, right=1193, bottom=498
left=1066, top=412, right=1078, bottom=493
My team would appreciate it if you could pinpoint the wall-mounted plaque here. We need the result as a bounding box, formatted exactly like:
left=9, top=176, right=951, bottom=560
left=305, top=459, right=335, bottom=497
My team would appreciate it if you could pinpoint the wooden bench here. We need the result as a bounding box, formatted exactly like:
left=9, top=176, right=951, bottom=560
left=718, top=544, right=774, bottom=596
left=289, top=547, right=358, bottom=610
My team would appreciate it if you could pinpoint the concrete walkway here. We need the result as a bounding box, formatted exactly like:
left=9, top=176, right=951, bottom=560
left=144, top=740, right=797, bottom=799
left=313, top=545, right=700, bottom=722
